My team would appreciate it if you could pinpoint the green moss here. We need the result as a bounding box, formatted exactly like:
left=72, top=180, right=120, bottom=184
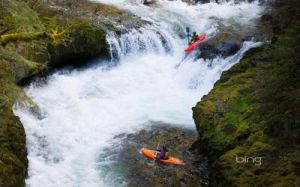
left=48, top=23, right=106, bottom=67
left=1, top=0, right=116, bottom=68
left=193, top=1, right=300, bottom=185
left=235, top=122, right=250, bottom=137
left=0, top=32, right=45, bottom=44
left=0, top=0, right=50, bottom=65
left=0, top=57, right=28, bottom=187
left=234, top=96, right=252, bottom=112
left=22, top=40, right=50, bottom=63
left=248, top=141, right=274, bottom=154
left=223, top=112, right=240, bottom=127
left=247, top=131, right=269, bottom=144
left=197, top=99, right=216, bottom=113
left=0, top=0, right=45, bottom=33
left=212, top=131, right=236, bottom=152
left=0, top=47, right=46, bottom=82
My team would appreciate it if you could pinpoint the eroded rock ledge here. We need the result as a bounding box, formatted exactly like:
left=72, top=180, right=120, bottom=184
left=192, top=0, right=300, bottom=185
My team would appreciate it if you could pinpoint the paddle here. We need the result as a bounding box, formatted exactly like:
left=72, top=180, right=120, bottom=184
left=174, top=27, right=190, bottom=68
left=186, top=27, right=190, bottom=44
left=174, top=54, right=188, bottom=69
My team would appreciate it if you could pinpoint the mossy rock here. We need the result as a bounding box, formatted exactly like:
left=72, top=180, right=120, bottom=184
left=0, top=0, right=45, bottom=33
left=193, top=0, right=300, bottom=185
left=48, top=23, right=107, bottom=67
left=0, top=56, right=29, bottom=187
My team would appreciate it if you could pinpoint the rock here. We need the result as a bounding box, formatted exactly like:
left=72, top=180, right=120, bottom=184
left=98, top=123, right=209, bottom=186
left=167, top=0, right=202, bottom=5
left=42, top=0, right=145, bottom=33
left=0, top=53, right=29, bottom=187
left=197, top=40, right=241, bottom=59
left=0, top=48, right=45, bottom=83
left=216, top=41, right=241, bottom=57
left=48, top=23, right=107, bottom=67
left=143, top=0, right=156, bottom=5
left=192, top=0, right=300, bottom=186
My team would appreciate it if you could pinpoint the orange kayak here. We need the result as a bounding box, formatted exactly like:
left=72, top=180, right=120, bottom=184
left=140, top=148, right=184, bottom=165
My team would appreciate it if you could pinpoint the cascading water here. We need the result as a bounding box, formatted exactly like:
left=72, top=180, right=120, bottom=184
left=14, top=0, right=264, bottom=186
left=106, top=26, right=174, bottom=61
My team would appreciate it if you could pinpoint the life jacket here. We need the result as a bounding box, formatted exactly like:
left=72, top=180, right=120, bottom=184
left=157, top=148, right=168, bottom=159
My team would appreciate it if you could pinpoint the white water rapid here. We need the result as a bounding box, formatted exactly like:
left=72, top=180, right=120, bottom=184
left=14, top=0, right=264, bottom=186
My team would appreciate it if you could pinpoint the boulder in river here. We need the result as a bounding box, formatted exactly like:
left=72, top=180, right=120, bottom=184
left=98, top=123, right=209, bottom=186
left=196, top=40, right=242, bottom=60
left=143, top=0, right=156, bottom=5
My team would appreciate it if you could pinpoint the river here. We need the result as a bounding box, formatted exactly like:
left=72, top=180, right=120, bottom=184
left=14, top=0, right=264, bottom=186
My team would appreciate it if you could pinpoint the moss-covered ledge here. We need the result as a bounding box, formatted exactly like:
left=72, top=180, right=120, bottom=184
left=48, top=23, right=106, bottom=67
left=0, top=57, right=28, bottom=187
left=192, top=0, right=300, bottom=185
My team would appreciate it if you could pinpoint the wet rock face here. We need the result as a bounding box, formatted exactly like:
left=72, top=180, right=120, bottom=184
left=143, top=0, right=156, bottom=5
left=48, top=24, right=107, bottom=67
left=192, top=0, right=300, bottom=185
left=196, top=40, right=241, bottom=60
left=43, top=0, right=145, bottom=33
left=187, top=19, right=269, bottom=60
left=98, top=123, right=208, bottom=186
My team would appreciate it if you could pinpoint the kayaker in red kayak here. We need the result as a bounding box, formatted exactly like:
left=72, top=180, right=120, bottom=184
left=189, top=32, right=199, bottom=45
left=184, top=32, right=206, bottom=52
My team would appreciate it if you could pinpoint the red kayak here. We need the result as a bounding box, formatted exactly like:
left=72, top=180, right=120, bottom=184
left=184, top=33, right=206, bottom=52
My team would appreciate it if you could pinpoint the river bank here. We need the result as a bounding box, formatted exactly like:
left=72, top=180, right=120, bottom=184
left=193, top=0, right=300, bottom=185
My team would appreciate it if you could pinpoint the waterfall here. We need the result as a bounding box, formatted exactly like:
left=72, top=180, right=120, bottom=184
left=106, top=26, right=174, bottom=61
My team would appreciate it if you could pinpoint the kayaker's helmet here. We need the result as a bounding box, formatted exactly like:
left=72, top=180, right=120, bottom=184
left=193, top=32, right=196, bottom=35
left=162, top=145, right=167, bottom=150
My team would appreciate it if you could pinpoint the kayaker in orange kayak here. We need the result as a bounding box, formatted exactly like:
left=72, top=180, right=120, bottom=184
left=156, top=145, right=169, bottom=160
left=140, top=147, right=184, bottom=165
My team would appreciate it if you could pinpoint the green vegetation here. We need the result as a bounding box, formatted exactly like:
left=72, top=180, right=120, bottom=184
left=0, top=0, right=142, bottom=185
left=193, top=0, right=300, bottom=186
left=48, top=23, right=106, bottom=67
left=0, top=0, right=144, bottom=70
left=0, top=55, right=28, bottom=187
left=0, top=45, right=41, bottom=187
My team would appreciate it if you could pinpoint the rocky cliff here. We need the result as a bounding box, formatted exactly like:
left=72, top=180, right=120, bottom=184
left=192, top=0, right=300, bottom=186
